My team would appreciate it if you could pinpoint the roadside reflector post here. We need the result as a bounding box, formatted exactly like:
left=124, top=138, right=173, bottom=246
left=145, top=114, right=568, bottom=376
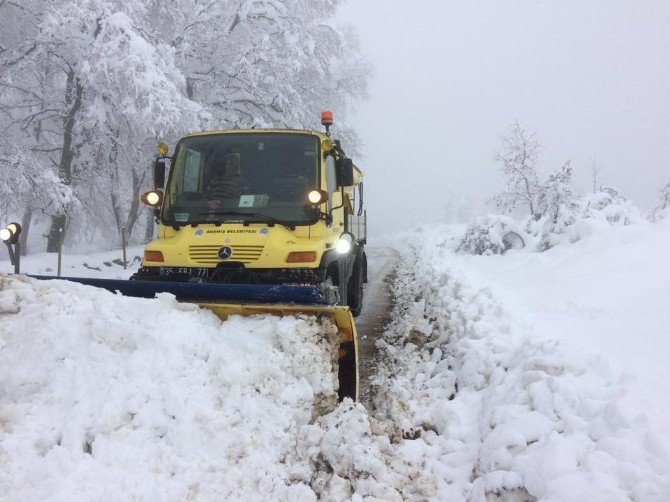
left=122, top=226, right=127, bottom=270
left=14, top=240, right=20, bottom=274
left=57, top=227, right=63, bottom=278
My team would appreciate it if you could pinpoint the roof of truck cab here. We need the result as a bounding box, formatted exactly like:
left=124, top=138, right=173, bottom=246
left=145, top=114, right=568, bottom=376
left=183, top=129, right=328, bottom=139
left=181, top=129, right=364, bottom=180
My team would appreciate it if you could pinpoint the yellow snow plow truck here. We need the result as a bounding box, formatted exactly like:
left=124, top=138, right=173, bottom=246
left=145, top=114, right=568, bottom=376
left=134, top=114, right=367, bottom=398
left=35, top=112, right=366, bottom=400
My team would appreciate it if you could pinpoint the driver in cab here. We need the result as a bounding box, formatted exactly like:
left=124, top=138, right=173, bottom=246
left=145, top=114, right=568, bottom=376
left=204, top=154, right=244, bottom=210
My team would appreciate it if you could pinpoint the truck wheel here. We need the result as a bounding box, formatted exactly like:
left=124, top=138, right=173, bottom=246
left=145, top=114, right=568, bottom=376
left=347, top=259, right=364, bottom=317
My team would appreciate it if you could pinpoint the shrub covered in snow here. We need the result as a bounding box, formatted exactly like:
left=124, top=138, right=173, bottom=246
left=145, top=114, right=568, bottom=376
left=486, top=123, right=652, bottom=252
left=467, top=183, right=647, bottom=254
left=456, top=215, right=526, bottom=255
left=535, top=163, right=580, bottom=251
left=530, top=187, right=646, bottom=251
left=582, top=187, right=645, bottom=226
left=649, top=181, right=670, bottom=222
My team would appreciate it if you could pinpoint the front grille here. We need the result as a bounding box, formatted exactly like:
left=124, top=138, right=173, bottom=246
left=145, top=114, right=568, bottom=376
left=189, top=245, right=265, bottom=265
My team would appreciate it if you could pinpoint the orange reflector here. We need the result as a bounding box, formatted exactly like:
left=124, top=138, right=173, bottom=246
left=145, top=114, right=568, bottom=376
left=144, top=250, right=165, bottom=262
left=286, top=251, right=317, bottom=263
left=338, top=347, right=346, bottom=359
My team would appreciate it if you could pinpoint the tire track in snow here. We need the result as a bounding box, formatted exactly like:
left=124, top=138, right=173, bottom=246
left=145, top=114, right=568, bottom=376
left=355, top=246, right=398, bottom=408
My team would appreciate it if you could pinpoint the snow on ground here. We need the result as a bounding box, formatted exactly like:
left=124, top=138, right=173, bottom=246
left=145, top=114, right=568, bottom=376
left=0, top=275, right=339, bottom=500
left=367, top=221, right=670, bottom=499
left=0, top=246, right=144, bottom=279
left=2, top=221, right=669, bottom=500
left=450, top=217, right=670, bottom=448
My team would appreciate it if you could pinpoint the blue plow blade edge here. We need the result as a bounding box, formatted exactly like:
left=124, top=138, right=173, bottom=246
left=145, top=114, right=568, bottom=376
left=28, top=275, right=329, bottom=306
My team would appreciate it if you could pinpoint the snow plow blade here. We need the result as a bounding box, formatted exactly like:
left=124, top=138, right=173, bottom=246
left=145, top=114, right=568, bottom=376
left=29, top=276, right=330, bottom=304
left=29, top=275, right=359, bottom=401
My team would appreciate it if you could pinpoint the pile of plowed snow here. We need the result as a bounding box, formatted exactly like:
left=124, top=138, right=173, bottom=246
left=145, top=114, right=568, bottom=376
left=0, top=275, right=338, bottom=500
left=369, top=222, right=670, bottom=500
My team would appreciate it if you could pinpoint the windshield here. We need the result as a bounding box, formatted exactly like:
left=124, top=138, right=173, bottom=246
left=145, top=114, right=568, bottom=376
left=161, top=133, right=320, bottom=225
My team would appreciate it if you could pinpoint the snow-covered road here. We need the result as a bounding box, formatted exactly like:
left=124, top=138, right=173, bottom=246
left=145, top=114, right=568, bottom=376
left=355, top=246, right=397, bottom=405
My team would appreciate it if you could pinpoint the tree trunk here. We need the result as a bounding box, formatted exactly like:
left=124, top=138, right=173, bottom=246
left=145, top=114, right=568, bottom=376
left=108, top=133, right=124, bottom=236
left=46, top=69, right=83, bottom=252
left=19, top=206, right=32, bottom=256
left=125, top=149, right=151, bottom=245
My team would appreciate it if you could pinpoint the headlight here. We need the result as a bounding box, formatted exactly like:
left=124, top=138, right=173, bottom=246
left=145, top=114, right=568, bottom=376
left=335, top=233, right=354, bottom=254
left=307, top=189, right=328, bottom=205
left=141, top=190, right=163, bottom=207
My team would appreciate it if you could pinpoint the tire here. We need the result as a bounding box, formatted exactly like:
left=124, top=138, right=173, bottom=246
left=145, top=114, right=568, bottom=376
left=347, top=258, right=364, bottom=317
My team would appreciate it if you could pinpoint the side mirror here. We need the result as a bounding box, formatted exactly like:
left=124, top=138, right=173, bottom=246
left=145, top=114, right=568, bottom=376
left=154, top=158, right=166, bottom=188
left=336, top=158, right=354, bottom=187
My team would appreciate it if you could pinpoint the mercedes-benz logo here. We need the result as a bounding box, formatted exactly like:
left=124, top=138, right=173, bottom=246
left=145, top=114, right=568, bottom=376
left=218, top=246, right=233, bottom=260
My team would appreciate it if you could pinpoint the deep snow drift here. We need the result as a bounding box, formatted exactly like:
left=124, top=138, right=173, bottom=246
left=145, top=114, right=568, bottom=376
left=452, top=216, right=670, bottom=447
left=370, top=222, right=670, bottom=500
left=2, top=218, right=669, bottom=500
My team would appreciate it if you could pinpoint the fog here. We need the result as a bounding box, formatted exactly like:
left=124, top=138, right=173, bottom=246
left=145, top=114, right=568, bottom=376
left=338, top=1, right=670, bottom=235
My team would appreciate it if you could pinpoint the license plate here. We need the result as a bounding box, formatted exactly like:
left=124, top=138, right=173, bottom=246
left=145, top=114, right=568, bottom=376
left=159, top=267, right=209, bottom=277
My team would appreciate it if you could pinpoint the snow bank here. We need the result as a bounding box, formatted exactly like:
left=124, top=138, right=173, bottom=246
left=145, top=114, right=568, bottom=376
left=283, top=222, right=670, bottom=500
left=0, top=275, right=339, bottom=501
left=370, top=226, right=670, bottom=500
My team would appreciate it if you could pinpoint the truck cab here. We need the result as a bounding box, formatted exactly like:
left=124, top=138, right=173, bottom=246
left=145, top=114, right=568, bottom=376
left=134, top=122, right=367, bottom=315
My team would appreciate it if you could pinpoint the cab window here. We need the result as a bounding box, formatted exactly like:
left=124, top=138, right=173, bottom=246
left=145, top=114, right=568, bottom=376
left=183, top=148, right=203, bottom=192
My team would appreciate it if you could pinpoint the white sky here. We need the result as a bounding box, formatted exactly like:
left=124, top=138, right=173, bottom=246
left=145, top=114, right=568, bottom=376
left=338, top=0, right=670, bottom=235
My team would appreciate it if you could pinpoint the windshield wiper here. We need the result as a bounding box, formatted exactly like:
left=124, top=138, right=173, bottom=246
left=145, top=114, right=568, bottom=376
left=197, top=211, right=296, bottom=231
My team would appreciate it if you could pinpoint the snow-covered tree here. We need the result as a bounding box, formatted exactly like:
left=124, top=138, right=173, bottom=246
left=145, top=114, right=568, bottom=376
left=489, top=123, right=581, bottom=250
left=148, top=0, right=369, bottom=142
left=491, top=122, right=541, bottom=219
left=537, top=162, right=577, bottom=226
left=0, top=139, right=74, bottom=254
left=535, top=162, right=579, bottom=250
left=0, top=0, right=369, bottom=253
